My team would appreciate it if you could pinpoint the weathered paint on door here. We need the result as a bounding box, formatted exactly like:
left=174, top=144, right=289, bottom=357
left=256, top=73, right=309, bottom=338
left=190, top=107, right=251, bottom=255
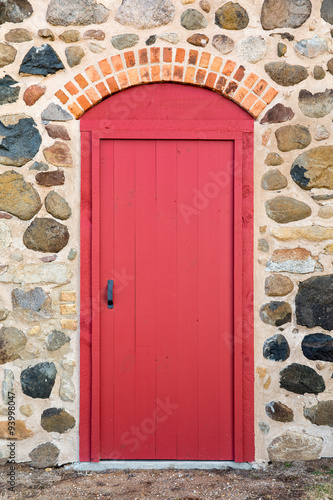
left=100, top=138, right=234, bottom=460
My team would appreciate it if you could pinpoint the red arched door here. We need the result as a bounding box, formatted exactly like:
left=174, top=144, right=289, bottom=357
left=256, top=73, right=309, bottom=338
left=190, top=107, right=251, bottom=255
left=80, top=83, right=254, bottom=462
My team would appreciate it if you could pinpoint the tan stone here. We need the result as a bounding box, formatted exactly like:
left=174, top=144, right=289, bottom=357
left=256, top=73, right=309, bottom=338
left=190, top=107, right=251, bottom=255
left=60, top=304, right=76, bottom=315
left=275, top=125, right=311, bottom=152
left=0, top=263, right=72, bottom=285
left=61, top=319, right=77, bottom=330
left=264, top=376, right=271, bottom=389
left=60, top=291, right=76, bottom=302
left=318, top=206, right=333, bottom=219
left=291, top=146, right=333, bottom=190
left=43, top=142, right=73, bottom=168
left=265, top=196, right=311, bottom=223
left=256, top=366, right=267, bottom=378
left=268, top=431, right=322, bottom=462
left=271, top=226, right=333, bottom=241
left=20, top=404, right=33, bottom=417
left=265, top=274, right=294, bottom=296
left=0, top=43, right=17, bottom=68
left=0, top=420, right=32, bottom=440
left=324, top=243, right=333, bottom=254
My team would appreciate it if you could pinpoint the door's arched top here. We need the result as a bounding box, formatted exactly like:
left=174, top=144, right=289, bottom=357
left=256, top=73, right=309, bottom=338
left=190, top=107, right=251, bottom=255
left=54, top=46, right=279, bottom=120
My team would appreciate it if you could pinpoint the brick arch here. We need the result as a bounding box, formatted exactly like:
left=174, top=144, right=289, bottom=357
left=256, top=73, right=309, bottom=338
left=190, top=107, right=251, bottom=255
left=54, top=46, right=279, bottom=120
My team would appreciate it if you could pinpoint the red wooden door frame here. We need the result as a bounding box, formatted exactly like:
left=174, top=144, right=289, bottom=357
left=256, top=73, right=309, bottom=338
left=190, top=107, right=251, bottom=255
left=80, top=86, right=254, bottom=463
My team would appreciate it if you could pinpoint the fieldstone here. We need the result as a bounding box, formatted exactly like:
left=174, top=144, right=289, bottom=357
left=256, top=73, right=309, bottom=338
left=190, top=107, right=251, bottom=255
left=261, top=0, right=312, bottom=30
left=215, top=2, right=249, bottom=30
left=265, top=62, right=308, bottom=86
left=296, top=275, right=333, bottom=331
left=41, top=407, right=75, bottom=433
left=0, top=327, right=27, bottom=365
left=65, top=46, right=85, bottom=67
left=294, top=36, right=327, bottom=59
left=38, top=28, right=55, bottom=41
left=181, top=9, right=208, bottom=30
left=302, top=333, right=333, bottom=362
left=12, top=287, right=53, bottom=321
left=263, top=334, right=290, bottom=362
left=0, top=420, right=32, bottom=440
left=23, top=84, right=46, bottom=106
left=259, top=422, right=270, bottom=434
left=23, top=218, right=70, bottom=253
left=277, top=42, right=287, bottom=57
left=265, top=401, right=294, bottom=422
left=321, top=0, right=333, bottom=25
left=116, top=0, right=175, bottom=29
left=5, top=29, right=32, bottom=43
left=46, top=330, right=70, bottom=351
left=304, top=401, right=333, bottom=427
left=0, top=171, right=41, bottom=220
left=0, top=309, right=9, bottom=321
left=0, top=44, right=17, bottom=69
left=40, top=255, right=57, bottom=263
left=43, top=142, right=73, bottom=168
left=29, top=162, right=49, bottom=171
left=2, top=369, right=14, bottom=403
left=315, top=125, right=330, bottom=142
left=84, top=29, right=105, bottom=40
left=21, top=362, right=56, bottom=399
left=299, top=89, right=333, bottom=119
left=29, top=442, right=59, bottom=468
left=35, top=170, right=65, bottom=187
left=0, top=263, right=71, bottom=285
left=0, top=222, right=11, bottom=250
left=280, top=363, right=325, bottom=395
left=45, top=124, right=70, bottom=141
left=0, top=0, right=33, bottom=25
left=0, top=75, right=20, bottom=105
left=45, top=191, right=72, bottom=220
left=236, top=36, right=267, bottom=63
left=318, top=205, right=333, bottom=218
left=266, top=248, right=319, bottom=274
left=20, top=404, right=32, bottom=417
left=0, top=114, right=41, bottom=166
left=259, top=301, right=292, bottom=326
left=68, top=248, right=77, bottom=260
left=41, top=103, right=73, bottom=122
left=328, top=58, right=333, bottom=75
left=19, top=44, right=64, bottom=76
left=187, top=34, right=209, bottom=47
left=261, top=169, right=287, bottom=190
left=59, top=372, right=75, bottom=401
left=260, top=103, right=294, bottom=124
left=47, top=0, right=109, bottom=26
left=272, top=226, right=333, bottom=241
left=199, top=0, right=210, bottom=12
left=258, top=238, right=269, bottom=252
left=291, top=146, right=333, bottom=190
left=265, top=152, right=283, bottom=166
left=158, top=33, right=180, bottom=44
left=265, top=196, right=311, bottom=224
left=59, top=30, right=80, bottom=43
left=89, top=42, right=105, bottom=53
left=275, top=125, right=311, bottom=152
left=146, top=35, right=157, bottom=46
left=314, top=65, right=326, bottom=80
left=265, top=275, right=294, bottom=297
left=111, top=34, right=139, bottom=51
left=268, top=431, right=322, bottom=462
left=212, top=34, right=234, bottom=54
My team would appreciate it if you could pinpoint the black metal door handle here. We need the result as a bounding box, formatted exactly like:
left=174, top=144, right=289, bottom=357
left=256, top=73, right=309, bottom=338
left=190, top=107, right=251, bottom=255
left=107, top=280, right=114, bottom=309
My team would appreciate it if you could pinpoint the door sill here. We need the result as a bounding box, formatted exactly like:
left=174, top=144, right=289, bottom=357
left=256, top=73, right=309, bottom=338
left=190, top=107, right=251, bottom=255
left=66, top=460, right=259, bottom=471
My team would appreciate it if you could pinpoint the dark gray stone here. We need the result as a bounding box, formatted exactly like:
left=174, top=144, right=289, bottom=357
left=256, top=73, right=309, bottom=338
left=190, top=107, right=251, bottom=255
left=304, top=401, right=333, bottom=427
left=261, top=0, right=312, bottom=30
left=296, top=275, right=333, bottom=331
left=321, top=0, right=333, bottom=25
left=21, top=362, right=57, bottom=399
left=0, top=75, right=20, bottom=105
left=259, top=301, right=292, bottom=326
left=115, top=0, right=175, bottom=29
left=41, top=103, right=73, bottom=122
left=19, top=44, right=64, bottom=76
left=0, top=0, right=33, bottom=25
left=314, top=66, right=326, bottom=80
left=302, top=333, right=333, bottom=362
left=181, top=8, right=208, bottom=30
left=263, top=334, right=290, bottom=361
left=0, top=327, right=27, bottom=365
left=111, top=34, right=139, bottom=50
left=29, top=442, right=59, bottom=468
left=280, top=363, right=325, bottom=395
left=47, top=0, right=109, bottom=26
left=260, top=103, right=294, bottom=124
left=46, top=330, right=70, bottom=351
left=23, top=218, right=70, bottom=253
left=265, top=61, right=308, bottom=86
left=0, top=114, right=41, bottom=167
left=12, top=287, right=53, bottom=321
left=41, top=407, right=75, bottom=433
left=146, top=35, right=157, bottom=46
left=215, top=2, right=249, bottom=30
left=265, top=401, right=294, bottom=422
left=299, top=89, right=333, bottom=118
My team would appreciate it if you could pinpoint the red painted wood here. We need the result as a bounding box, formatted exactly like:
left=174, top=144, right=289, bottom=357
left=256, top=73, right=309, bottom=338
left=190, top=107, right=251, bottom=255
left=80, top=83, right=255, bottom=462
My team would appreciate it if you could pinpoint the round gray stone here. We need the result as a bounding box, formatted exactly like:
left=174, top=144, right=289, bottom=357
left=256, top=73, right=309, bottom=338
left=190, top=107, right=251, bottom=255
left=215, top=2, right=249, bottom=30
left=65, top=46, right=85, bottom=67
left=261, top=0, right=312, bottom=30
left=115, top=0, right=175, bottom=29
left=212, top=34, right=234, bottom=54
left=111, top=34, right=139, bottom=50
left=265, top=61, right=308, bottom=86
left=181, top=9, right=208, bottom=30
left=29, top=442, right=59, bottom=469
left=47, top=0, right=109, bottom=26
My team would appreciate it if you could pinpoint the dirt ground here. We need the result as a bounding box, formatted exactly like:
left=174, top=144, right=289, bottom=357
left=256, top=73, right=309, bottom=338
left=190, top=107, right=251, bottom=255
left=1, top=458, right=333, bottom=500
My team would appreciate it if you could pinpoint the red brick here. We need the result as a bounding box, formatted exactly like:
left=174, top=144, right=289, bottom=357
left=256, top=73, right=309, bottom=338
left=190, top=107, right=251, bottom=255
left=111, top=54, right=124, bottom=72
left=150, top=65, right=160, bottom=82
left=86, top=87, right=102, bottom=104
left=128, top=68, right=140, bottom=86
left=188, top=49, right=199, bottom=65
left=250, top=100, right=267, bottom=118
left=263, top=87, right=278, bottom=104
left=199, top=52, right=210, bottom=69
left=117, top=71, right=129, bottom=89
left=225, top=81, right=238, bottom=96
left=68, top=103, right=84, bottom=119
left=205, top=72, right=217, bottom=89
left=139, top=49, right=148, bottom=65
left=85, top=65, right=100, bottom=82
left=175, top=48, right=185, bottom=64
left=244, top=73, right=258, bottom=89
left=150, top=47, right=160, bottom=63
left=242, top=93, right=257, bottom=111
left=77, top=95, right=92, bottom=111
left=215, top=75, right=227, bottom=92
left=140, top=66, right=151, bottom=82
left=106, top=76, right=120, bottom=94
left=173, top=65, right=184, bottom=82
left=124, top=51, right=135, bottom=68
left=233, top=86, right=248, bottom=104
left=162, top=64, right=172, bottom=81
left=55, top=89, right=69, bottom=104
left=196, top=68, right=207, bottom=85
left=210, top=56, right=223, bottom=72
left=222, top=60, right=236, bottom=76
left=64, top=81, right=79, bottom=96
left=234, top=65, right=245, bottom=82
left=74, top=74, right=89, bottom=89
left=163, top=47, right=172, bottom=62
left=185, top=66, right=195, bottom=84
left=95, top=81, right=110, bottom=99
left=253, top=79, right=268, bottom=96
left=98, top=59, right=112, bottom=76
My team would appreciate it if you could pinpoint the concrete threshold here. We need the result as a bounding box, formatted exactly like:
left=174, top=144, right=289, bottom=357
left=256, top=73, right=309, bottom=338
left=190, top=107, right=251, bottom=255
left=66, top=460, right=259, bottom=472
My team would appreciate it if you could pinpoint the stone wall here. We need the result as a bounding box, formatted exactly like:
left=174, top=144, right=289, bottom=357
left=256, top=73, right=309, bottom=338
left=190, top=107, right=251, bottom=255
left=0, top=0, right=333, bottom=466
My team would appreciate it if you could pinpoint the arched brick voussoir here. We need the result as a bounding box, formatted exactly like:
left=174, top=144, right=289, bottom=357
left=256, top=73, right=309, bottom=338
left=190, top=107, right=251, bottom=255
left=54, top=47, right=279, bottom=120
